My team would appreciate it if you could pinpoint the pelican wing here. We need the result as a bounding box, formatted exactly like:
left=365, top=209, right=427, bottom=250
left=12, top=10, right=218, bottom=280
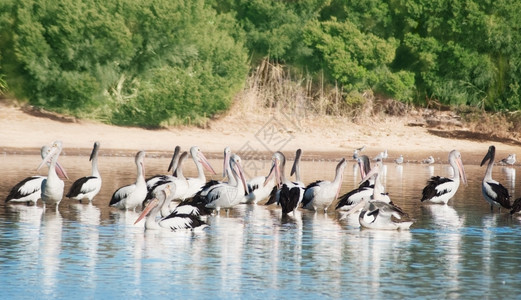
left=421, top=176, right=454, bottom=202
left=109, top=184, right=135, bottom=206
left=486, top=182, right=511, bottom=208
left=66, top=176, right=98, bottom=198
left=6, top=176, right=45, bottom=202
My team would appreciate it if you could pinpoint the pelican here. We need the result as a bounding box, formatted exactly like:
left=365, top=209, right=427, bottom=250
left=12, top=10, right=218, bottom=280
left=422, top=156, right=435, bottom=164
left=243, top=149, right=302, bottom=205
left=336, top=155, right=382, bottom=212
left=66, top=141, right=102, bottom=202
left=109, top=151, right=147, bottom=210
left=349, top=160, right=413, bottom=230
left=146, top=146, right=181, bottom=190
left=37, top=141, right=68, bottom=208
left=500, top=154, right=516, bottom=166
left=481, top=145, right=511, bottom=211
left=302, top=158, right=347, bottom=213
left=6, top=146, right=67, bottom=205
left=264, top=151, right=305, bottom=215
left=421, top=150, right=467, bottom=204
left=134, top=185, right=207, bottom=231
left=205, top=154, right=248, bottom=213
left=394, top=155, right=404, bottom=164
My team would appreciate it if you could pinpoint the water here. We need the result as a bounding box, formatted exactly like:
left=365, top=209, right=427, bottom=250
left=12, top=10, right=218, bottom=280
left=1, top=153, right=521, bottom=299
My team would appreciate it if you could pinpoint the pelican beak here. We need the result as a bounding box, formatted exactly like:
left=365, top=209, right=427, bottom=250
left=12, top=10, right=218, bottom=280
left=264, top=160, right=276, bottom=187
left=480, top=146, right=494, bottom=167
left=56, top=162, right=69, bottom=180
left=290, top=149, right=302, bottom=176
left=359, top=164, right=379, bottom=186
left=335, top=173, right=344, bottom=201
left=234, top=160, right=249, bottom=195
left=457, top=157, right=467, bottom=186
left=198, top=152, right=217, bottom=175
left=223, top=150, right=231, bottom=178
left=37, top=144, right=59, bottom=171
left=167, top=146, right=181, bottom=173
left=358, top=158, right=366, bottom=179
left=134, top=198, right=158, bottom=225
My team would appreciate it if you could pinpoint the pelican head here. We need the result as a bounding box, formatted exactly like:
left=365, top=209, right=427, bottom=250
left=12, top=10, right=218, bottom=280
left=449, top=149, right=467, bottom=186
left=264, top=151, right=284, bottom=187
left=480, top=145, right=496, bottom=167
left=191, top=146, right=217, bottom=175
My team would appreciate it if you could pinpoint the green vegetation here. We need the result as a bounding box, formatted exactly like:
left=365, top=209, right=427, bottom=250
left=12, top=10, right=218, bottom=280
left=1, top=0, right=520, bottom=127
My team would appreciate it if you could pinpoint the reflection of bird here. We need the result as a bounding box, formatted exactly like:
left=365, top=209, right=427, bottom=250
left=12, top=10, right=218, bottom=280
left=421, top=150, right=467, bottom=204
left=38, top=141, right=68, bottom=208
left=394, top=155, right=404, bottom=164
left=481, top=145, right=511, bottom=212
left=109, top=151, right=147, bottom=210
left=302, top=158, right=347, bottom=213
left=66, top=142, right=102, bottom=202
left=422, top=156, right=435, bottom=164
left=500, top=154, right=516, bottom=166
left=6, top=146, right=67, bottom=205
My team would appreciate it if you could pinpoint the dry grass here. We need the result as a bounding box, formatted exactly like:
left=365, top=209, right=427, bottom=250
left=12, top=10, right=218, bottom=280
left=225, top=58, right=521, bottom=144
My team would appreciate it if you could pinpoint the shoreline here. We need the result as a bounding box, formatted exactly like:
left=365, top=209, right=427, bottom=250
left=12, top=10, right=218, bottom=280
left=1, top=101, right=519, bottom=165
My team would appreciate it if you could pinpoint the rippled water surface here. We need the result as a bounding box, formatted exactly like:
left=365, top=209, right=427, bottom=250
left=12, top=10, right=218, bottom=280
left=1, top=153, right=521, bottom=299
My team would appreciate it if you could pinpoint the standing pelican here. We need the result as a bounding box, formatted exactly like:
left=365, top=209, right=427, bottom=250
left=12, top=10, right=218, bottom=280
left=109, top=151, right=147, bottom=210
left=302, top=158, right=347, bottom=213
left=500, top=154, right=516, bottom=166
left=37, top=141, right=68, bottom=208
left=205, top=154, right=248, bottom=213
left=134, top=185, right=207, bottom=231
left=481, top=145, right=511, bottom=211
left=66, top=142, right=102, bottom=202
left=264, top=151, right=305, bottom=215
left=6, top=146, right=67, bottom=205
left=421, top=150, right=467, bottom=204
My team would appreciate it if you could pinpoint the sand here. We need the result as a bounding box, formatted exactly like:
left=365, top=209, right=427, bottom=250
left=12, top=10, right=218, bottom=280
left=0, top=100, right=518, bottom=164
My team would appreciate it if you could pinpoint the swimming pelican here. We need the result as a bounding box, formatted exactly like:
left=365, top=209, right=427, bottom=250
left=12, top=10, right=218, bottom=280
left=302, top=158, right=347, bottom=213
left=205, top=154, right=248, bottom=213
left=351, top=161, right=413, bottom=230
left=134, top=185, right=207, bottom=231
left=500, top=154, right=516, bottom=166
left=481, top=145, right=511, bottom=211
left=146, top=146, right=181, bottom=190
left=394, top=155, right=404, bottom=164
left=37, top=141, right=68, bottom=208
left=422, top=156, right=435, bottom=164
left=109, top=151, right=147, bottom=210
left=66, top=141, right=102, bottom=202
left=421, top=150, right=467, bottom=204
left=6, top=146, right=67, bottom=205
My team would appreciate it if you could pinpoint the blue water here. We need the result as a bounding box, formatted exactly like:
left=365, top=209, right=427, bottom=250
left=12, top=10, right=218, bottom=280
left=1, top=154, right=521, bottom=299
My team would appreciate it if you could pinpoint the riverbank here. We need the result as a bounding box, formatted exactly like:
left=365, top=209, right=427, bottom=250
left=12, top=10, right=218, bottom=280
left=1, top=100, right=519, bottom=164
